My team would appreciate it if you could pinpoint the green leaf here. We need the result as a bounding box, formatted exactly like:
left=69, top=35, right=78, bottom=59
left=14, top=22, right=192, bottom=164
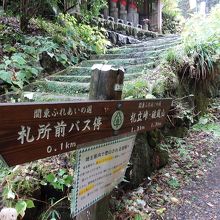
left=167, top=178, right=180, bottom=189
left=29, top=67, right=39, bottom=76
left=15, top=200, right=27, bottom=217
left=52, top=182, right=63, bottom=190
left=58, top=169, right=66, bottom=177
left=11, top=54, right=26, bottom=65
left=60, top=54, right=68, bottom=61
left=46, top=173, right=55, bottom=183
left=13, top=80, right=24, bottom=89
left=5, top=59, right=12, bottom=67
left=156, top=207, right=166, bottom=215
left=134, top=214, right=143, bottom=220
left=0, top=70, right=12, bottom=84
left=64, top=175, right=73, bottom=187
left=25, top=200, right=35, bottom=209
left=40, top=180, right=47, bottom=186
left=16, top=71, right=27, bottom=81
left=58, top=54, right=68, bottom=64
left=71, top=56, right=78, bottom=64
left=3, top=45, right=16, bottom=53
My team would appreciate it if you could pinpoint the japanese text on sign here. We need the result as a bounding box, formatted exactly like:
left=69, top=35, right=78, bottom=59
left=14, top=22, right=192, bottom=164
left=71, top=135, right=136, bottom=216
left=0, top=99, right=172, bottom=166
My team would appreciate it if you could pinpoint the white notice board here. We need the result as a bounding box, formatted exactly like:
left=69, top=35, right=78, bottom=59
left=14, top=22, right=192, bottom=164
left=71, top=134, right=136, bottom=216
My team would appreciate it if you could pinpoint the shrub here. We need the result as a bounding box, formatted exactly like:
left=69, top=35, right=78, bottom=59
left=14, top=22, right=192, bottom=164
left=162, top=0, right=184, bottom=34
left=123, top=79, right=149, bottom=99
left=164, top=4, right=220, bottom=82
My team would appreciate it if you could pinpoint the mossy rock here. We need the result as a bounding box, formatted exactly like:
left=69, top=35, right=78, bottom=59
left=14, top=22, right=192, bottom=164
left=129, top=133, right=153, bottom=187
left=147, top=129, right=164, bottom=148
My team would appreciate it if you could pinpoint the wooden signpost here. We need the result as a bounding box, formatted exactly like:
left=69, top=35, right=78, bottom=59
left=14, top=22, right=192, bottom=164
left=0, top=64, right=172, bottom=220
left=0, top=98, right=171, bottom=166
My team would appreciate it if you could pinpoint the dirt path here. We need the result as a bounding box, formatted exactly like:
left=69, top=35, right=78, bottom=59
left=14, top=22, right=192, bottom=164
left=166, top=153, right=220, bottom=220
left=166, top=101, right=220, bottom=220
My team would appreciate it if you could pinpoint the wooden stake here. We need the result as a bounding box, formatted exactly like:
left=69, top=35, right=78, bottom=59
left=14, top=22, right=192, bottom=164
left=75, top=64, right=124, bottom=220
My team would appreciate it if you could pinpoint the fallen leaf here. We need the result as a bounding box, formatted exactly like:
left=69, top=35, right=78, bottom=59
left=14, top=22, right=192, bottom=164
left=164, top=173, right=170, bottom=177
left=156, top=207, right=166, bottom=215
left=207, top=202, right=214, bottom=207
left=170, top=197, right=180, bottom=204
left=156, top=186, right=163, bottom=192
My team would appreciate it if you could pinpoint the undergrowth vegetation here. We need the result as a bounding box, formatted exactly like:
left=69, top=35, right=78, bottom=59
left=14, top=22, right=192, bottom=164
left=1, top=156, right=74, bottom=219
left=0, top=14, right=109, bottom=93
left=165, top=4, right=220, bottom=81
left=123, top=79, right=150, bottom=99
left=162, top=0, right=184, bottom=34
left=163, top=4, right=220, bottom=113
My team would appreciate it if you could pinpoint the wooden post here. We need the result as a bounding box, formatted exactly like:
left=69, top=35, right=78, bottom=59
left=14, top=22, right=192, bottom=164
left=157, top=0, right=162, bottom=33
left=89, top=64, right=124, bottom=100
left=75, top=64, right=124, bottom=220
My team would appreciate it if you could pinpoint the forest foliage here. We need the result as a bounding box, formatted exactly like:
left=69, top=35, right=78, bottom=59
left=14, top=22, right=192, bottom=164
left=162, top=0, right=184, bottom=34
left=165, top=4, right=220, bottom=82
left=163, top=4, right=220, bottom=114
left=0, top=0, right=109, bottom=92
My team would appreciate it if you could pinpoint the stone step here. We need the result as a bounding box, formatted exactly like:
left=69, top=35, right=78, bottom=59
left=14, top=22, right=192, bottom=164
left=53, top=62, right=155, bottom=77
left=22, top=92, right=88, bottom=102
left=24, top=80, right=90, bottom=96
left=92, top=47, right=167, bottom=60
left=0, top=91, right=88, bottom=103
left=53, top=67, right=91, bottom=76
left=0, top=34, right=181, bottom=104
left=108, top=41, right=181, bottom=55
left=128, top=36, right=180, bottom=47
left=124, top=63, right=154, bottom=74
left=107, top=36, right=180, bottom=53
left=47, top=75, right=92, bottom=83
left=47, top=72, right=144, bottom=83
left=79, top=56, right=157, bottom=68
left=118, top=35, right=180, bottom=48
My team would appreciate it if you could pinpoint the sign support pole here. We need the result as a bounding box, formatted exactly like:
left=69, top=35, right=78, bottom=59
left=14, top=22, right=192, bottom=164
left=75, top=64, right=124, bottom=220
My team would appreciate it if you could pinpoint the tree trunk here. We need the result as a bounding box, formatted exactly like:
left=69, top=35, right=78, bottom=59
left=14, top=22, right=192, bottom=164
left=20, top=15, right=30, bottom=32
left=20, top=0, right=30, bottom=32
left=3, top=0, right=8, bottom=11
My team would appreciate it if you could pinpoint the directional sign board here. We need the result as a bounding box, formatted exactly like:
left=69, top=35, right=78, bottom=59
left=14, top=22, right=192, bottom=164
left=0, top=99, right=172, bottom=166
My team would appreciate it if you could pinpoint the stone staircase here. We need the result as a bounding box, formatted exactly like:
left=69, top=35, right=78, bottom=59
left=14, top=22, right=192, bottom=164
left=0, top=35, right=180, bottom=103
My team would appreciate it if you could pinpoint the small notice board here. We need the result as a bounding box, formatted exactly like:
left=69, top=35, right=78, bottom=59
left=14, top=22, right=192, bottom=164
left=71, top=134, right=136, bottom=216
